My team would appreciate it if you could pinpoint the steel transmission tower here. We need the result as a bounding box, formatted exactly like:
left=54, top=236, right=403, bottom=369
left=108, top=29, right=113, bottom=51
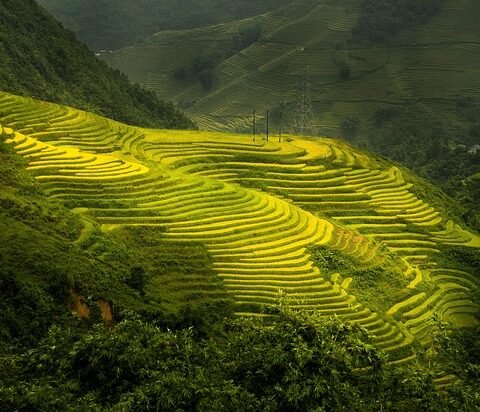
left=294, top=52, right=314, bottom=136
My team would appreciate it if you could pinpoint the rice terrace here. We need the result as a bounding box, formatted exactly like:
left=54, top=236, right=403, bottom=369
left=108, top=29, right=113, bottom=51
left=1, top=92, right=479, bottom=370
left=1, top=0, right=480, bottom=409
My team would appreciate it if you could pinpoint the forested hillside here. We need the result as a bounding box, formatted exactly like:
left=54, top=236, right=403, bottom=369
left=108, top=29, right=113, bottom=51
left=37, top=0, right=292, bottom=50
left=0, top=0, right=193, bottom=129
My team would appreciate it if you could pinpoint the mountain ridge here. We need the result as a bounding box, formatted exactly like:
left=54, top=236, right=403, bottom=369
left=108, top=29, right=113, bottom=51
left=37, top=0, right=293, bottom=50
left=0, top=0, right=194, bottom=129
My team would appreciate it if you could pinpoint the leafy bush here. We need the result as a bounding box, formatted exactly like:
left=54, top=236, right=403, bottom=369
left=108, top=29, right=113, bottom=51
left=338, top=60, right=352, bottom=80
left=3, top=304, right=477, bottom=411
left=126, top=265, right=147, bottom=295
left=232, top=25, right=262, bottom=52
left=310, top=245, right=354, bottom=273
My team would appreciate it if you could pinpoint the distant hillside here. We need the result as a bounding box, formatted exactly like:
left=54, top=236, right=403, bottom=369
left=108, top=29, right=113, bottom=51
left=101, top=0, right=472, bottom=138
left=102, top=0, right=480, bottom=226
left=0, top=0, right=194, bottom=129
left=37, top=0, right=291, bottom=50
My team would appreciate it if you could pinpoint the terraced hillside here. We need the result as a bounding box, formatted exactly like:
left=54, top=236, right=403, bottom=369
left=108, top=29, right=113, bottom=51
left=103, top=0, right=480, bottom=137
left=1, top=92, right=479, bottom=366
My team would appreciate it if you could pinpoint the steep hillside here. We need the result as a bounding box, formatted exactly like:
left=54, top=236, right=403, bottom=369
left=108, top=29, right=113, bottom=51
left=0, top=0, right=193, bottom=129
left=1, top=91, right=479, bottom=369
left=102, top=0, right=480, bottom=224
left=37, top=0, right=291, bottom=50
left=102, top=0, right=478, bottom=137
left=0, top=134, right=232, bottom=341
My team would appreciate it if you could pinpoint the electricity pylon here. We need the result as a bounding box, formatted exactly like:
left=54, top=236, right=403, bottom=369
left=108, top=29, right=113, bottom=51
left=294, top=52, right=314, bottom=136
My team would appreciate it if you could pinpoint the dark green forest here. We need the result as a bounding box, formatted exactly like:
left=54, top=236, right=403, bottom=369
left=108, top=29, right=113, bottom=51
left=37, top=0, right=291, bottom=50
left=351, top=0, right=446, bottom=43
left=0, top=0, right=194, bottom=129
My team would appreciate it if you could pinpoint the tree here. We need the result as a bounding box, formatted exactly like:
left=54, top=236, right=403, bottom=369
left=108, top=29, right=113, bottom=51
left=126, top=264, right=147, bottom=295
left=341, top=116, right=361, bottom=139
left=338, top=60, right=351, bottom=80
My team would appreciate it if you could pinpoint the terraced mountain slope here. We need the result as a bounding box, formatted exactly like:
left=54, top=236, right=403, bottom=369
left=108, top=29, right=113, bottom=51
left=103, top=0, right=480, bottom=138
left=1, top=92, right=479, bottom=367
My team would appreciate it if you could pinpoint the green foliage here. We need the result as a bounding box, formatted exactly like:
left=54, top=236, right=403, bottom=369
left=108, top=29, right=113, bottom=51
left=0, top=145, right=235, bottom=351
left=364, top=111, right=480, bottom=230
left=175, top=56, right=217, bottom=90
left=232, top=25, right=262, bottom=52
left=337, top=60, right=352, bottom=80
left=4, top=302, right=475, bottom=411
left=0, top=0, right=194, bottom=129
left=352, top=0, right=446, bottom=43
left=373, top=107, right=398, bottom=126
left=456, top=96, right=478, bottom=123
left=109, top=226, right=234, bottom=334
left=340, top=116, right=361, bottom=139
left=0, top=147, right=479, bottom=409
left=310, top=245, right=355, bottom=273
left=126, top=265, right=147, bottom=295
left=435, top=245, right=480, bottom=273
left=352, top=266, right=393, bottom=289
left=310, top=245, right=408, bottom=312
left=174, top=24, right=261, bottom=91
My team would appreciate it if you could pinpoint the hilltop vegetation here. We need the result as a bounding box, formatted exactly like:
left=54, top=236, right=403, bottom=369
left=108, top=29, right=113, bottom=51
left=0, top=137, right=233, bottom=344
left=2, top=91, right=480, bottom=356
left=37, top=0, right=291, bottom=50
left=1, top=93, right=480, bottom=409
left=0, top=0, right=193, bottom=129
left=352, top=0, right=446, bottom=43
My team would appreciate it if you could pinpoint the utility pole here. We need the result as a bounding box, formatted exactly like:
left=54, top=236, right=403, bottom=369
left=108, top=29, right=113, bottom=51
left=279, top=111, right=282, bottom=142
left=294, top=50, right=314, bottom=136
left=266, top=110, right=269, bottom=142
left=252, top=110, right=256, bottom=141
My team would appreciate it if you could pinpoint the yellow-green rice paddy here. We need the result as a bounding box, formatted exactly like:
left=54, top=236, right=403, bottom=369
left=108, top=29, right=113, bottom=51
left=1, top=91, right=479, bottom=366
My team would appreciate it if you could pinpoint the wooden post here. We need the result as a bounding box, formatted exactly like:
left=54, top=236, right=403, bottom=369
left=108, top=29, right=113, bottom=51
left=279, top=111, right=282, bottom=142
left=266, top=110, right=269, bottom=142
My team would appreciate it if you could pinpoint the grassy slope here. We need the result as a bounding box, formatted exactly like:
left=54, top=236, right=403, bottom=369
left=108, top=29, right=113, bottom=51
left=102, top=0, right=480, bottom=226
left=102, top=0, right=479, bottom=137
left=0, top=0, right=193, bottom=129
left=1, top=92, right=479, bottom=364
left=0, top=134, right=232, bottom=349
